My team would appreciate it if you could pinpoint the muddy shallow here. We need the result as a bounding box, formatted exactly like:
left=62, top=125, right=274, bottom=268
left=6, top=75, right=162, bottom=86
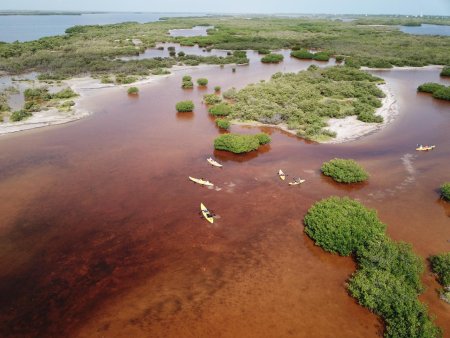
left=0, top=55, right=449, bottom=338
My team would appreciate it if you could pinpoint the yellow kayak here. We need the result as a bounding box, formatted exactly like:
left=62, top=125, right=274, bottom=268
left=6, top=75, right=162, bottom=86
left=201, top=203, right=214, bottom=224
left=416, top=145, right=436, bottom=151
left=207, top=157, right=223, bottom=168
left=289, top=178, right=306, bottom=186
left=189, top=176, right=214, bottom=187
left=278, top=169, right=286, bottom=181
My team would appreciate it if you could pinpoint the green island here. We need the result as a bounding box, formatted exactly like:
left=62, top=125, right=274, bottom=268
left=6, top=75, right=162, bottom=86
left=261, top=53, right=284, bottom=63
left=417, top=83, right=450, bottom=101
left=429, top=253, right=450, bottom=304
left=321, top=158, right=369, bottom=183
left=304, top=197, right=441, bottom=338
left=441, top=66, right=450, bottom=77
left=221, top=65, right=385, bottom=141
left=214, top=133, right=271, bottom=153
left=215, top=118, right=230, bottom=130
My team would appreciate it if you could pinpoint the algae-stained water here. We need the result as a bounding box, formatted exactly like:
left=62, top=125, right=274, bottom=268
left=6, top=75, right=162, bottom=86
left=0, top=55, right=449, bottom=338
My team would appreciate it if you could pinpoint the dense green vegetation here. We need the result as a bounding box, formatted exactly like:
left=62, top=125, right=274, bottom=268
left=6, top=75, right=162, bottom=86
left=304, top=197, right=441, bottom=337
left=214, top=133, right=271, bottom=153
left=197, top=78, right=208, bottom=86
left=175, top=100, right=194, bottom=112
left=441, top=66, right=450, bottom=77
left=430, top=253, right=450, bottom=287
left=224, top=66, right=385, bottom=141
left=203, top=94, right=222, bottom=105
left=0, top=16, right=449, bottom=78
left=418, top=83, right=450, bottom=101
left=209, top=102, right=232, bottom=116
left=214, top=86, right=221, bottom=92
left=290, top=49, right=314, bottom=59
left=430, top=253, right=450, bottom=304
left=321, top=158, right=369, bottom=183
left=441, top=183, right=450, bottom=201
left=261, top=53, right=284, bottom=63
left=304, top=197, right=386, bottom=256
left=216, top=118, right=230, bottom=130
left=10, top=110, right=32, bottom=122
left=127, top=87, right=139, bottom=95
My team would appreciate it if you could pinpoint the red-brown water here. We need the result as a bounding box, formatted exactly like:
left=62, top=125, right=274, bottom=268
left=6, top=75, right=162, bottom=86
left=0, top=56, right=449, bottom=338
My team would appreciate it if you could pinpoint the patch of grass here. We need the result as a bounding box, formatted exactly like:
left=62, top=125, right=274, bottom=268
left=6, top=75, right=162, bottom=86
left=52, top=88, right=78, bottom=99
left=176, top=100, right=194, bottom=112
left=321, top=158, right=369, bottom=183
left=214, top=133, right=271, bottom=153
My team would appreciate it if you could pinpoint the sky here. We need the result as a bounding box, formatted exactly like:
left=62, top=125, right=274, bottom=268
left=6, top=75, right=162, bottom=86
left=1, top=0, right=449, bottom=16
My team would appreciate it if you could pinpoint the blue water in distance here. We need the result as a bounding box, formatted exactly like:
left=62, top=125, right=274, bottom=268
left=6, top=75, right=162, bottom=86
left=0, top=13, right=208, bottom=42
left=399, top=24, right=450, bottom=36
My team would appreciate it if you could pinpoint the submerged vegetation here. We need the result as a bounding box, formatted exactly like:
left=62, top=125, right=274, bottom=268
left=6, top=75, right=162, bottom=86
left=304, top=197, right=441, bottom=337
left=223, top=66, right=385, bottom=141
left=429, top=253, right=450, bottom=304
left=321, top=158, right=369, bottom=183
left=214, top=133, right=271, bottom=153
left=0, top=16, right=449, bottom=78
left=175, top=100, right=194, bottom=112
left=418, top=83, right=450, bottom=101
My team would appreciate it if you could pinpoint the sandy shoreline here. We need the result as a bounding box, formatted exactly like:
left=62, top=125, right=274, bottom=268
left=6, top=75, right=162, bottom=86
left=0, top=64, right=224, bottom=136
left=0, top=63, right=434, bottom=140
left=231, top=83, right=399, bottom=144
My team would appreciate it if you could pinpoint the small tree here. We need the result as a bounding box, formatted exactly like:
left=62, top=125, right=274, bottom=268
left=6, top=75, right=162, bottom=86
left=176, top=100, right=194, bottom=112
left=197, top=78, right=208, bottom=86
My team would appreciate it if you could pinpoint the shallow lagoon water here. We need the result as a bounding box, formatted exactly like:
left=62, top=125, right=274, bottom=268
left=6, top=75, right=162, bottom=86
left=399, top=24, right=450, bottom=36
left=0, top=55, right=449, bottom=337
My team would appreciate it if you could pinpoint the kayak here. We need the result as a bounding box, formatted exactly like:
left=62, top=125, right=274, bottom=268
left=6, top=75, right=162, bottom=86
left=201, top=203, right=214, bottom=224
left=278, top=169, right=286, bottom=181
left=289, top=178, right=306, bottom=186
left=207, top=157, right=223, bottom=168
left=416, top=145, right=436, bottom=151
left=189, top=176, right=214, bottom=187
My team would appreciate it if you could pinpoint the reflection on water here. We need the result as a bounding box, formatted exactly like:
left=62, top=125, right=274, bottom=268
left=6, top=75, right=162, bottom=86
left=0, top=53, right=449, bottom=338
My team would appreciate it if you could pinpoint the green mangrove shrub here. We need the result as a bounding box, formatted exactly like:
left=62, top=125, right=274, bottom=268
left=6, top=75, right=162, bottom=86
left=182, top=75, right=192, bottom=82
left=313, top=52, right=330, bottom=61
left=257, top=49, right=271, bottom=55
left=10, top=110, right=32, bottom=122
left=182, top=80, right=194, bottom=89
left=203, top=94, right=222, bottom=105
left=304, top=197, right=442, bottom=338
left=441, top=183, right=450, bottom=201
left=290, top=49, right=314, bottom=59
left=214, top=86, right=221, bottom=92
left=321, top=158, right=369, bottom=183
left=304, top=197, right=386, bottom=256
left=440, top=66, right=450, bottom=77
left=127, top=87, right=139, bottom=95
left=261, top=53, right=284, bottom=63
left=209, top=102, right=232, bottom=116
left=175, top=100, right=194, bottom=112
left=430, top=253, right=450, bottom=287
left=222, top=87, right=237, bottom=100
left=216, top=118, right=230, bottom=130
left=197, top=78, right=209, bottom=86
left=417, top=83, right=445, bottom=94
left=214, top=133, right=271, bottom=153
